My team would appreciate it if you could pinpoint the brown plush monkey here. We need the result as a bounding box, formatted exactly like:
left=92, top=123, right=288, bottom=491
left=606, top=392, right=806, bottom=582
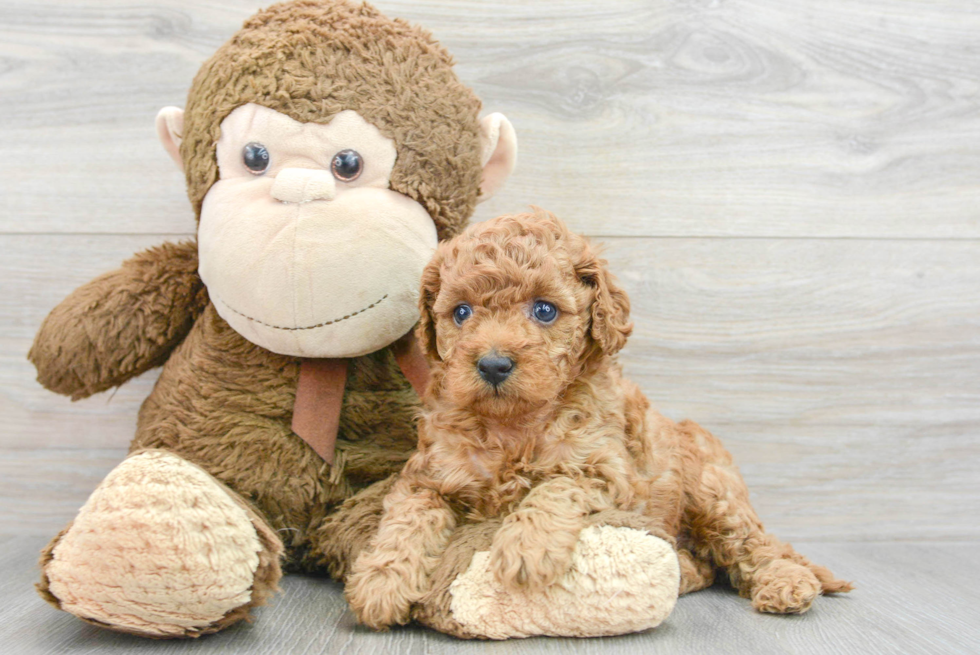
left=29, top=0, right=677, bottom=639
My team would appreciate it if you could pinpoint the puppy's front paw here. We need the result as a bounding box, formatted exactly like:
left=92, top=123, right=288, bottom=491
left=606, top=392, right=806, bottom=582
left=488, top=517, right=577, bottom=591
left=345, top=557, right=414, bottom=630
left=750, top=560, right=822, bottom=614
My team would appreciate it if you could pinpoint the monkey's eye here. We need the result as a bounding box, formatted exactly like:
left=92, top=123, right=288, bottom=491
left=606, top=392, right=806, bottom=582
left=242, top=142, right=270, bottom=174
left=453, top=304, right=473, bottom=326
left=532, top=300, right=558, bottom=324
left=331, top=149, right=363, bottom=182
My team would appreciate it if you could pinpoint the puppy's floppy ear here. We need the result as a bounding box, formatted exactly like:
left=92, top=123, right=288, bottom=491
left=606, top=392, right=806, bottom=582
left=416, top=252, right=443, bottom=361
left=576, top=249, right=632, bottom=357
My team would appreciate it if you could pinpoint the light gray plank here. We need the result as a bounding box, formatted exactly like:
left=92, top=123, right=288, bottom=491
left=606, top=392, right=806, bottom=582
left=620, top=236, right=980, bottom=435
left=4, top=235, right=978, bottom=540
left=1, top=235, right=172, bottom=449
left=6, top=235, right=979, bottom=442
left=1, top=538, right=978, bottom=654
left=619, top=237, right=980, bottom=541
left=0, top=1, right=254, bottom=236
left=454, top=0, right=980, bottom=239
left=0, top=449, right=125, bottom=536
left=2, top=0, right=979, bottom=237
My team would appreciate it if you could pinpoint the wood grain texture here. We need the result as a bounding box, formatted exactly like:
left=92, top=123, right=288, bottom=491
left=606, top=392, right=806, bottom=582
left=0, top=449, right=125, bottom=536
left=1, top=235, right=171, bottom=449
left=616, top=237, right=980, bottom=541
left=1, top=0, right=979, bottom=237
left=1, top=536, right=978, bottom=654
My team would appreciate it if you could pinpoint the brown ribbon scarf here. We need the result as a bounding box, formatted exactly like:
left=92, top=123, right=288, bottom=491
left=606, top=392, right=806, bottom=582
left=290, top=332, right=430, bottom=464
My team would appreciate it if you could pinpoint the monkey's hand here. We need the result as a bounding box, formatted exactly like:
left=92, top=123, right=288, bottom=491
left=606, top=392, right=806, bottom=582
left=29, top=240, right=207, bottom=399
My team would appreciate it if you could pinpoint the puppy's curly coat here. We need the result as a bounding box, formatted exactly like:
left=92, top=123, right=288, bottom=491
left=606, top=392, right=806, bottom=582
left=347, top=209, right=852, bottom=630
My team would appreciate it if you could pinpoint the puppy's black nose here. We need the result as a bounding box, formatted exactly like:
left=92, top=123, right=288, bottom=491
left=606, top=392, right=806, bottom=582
left=477, top=355, right=514, bottom=386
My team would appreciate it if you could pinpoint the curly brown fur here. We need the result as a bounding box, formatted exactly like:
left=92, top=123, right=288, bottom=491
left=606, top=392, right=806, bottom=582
left=347, top=209, right=853, bottom=629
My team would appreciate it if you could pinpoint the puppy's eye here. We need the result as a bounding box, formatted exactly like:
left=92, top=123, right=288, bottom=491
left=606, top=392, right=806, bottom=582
left=452, top=304, right=473, bottom=326
left=532, top=300, right=558, bottom=324
left=331, top=149, right=363, bottom=181
left=242, top=142, right=270, bottom=174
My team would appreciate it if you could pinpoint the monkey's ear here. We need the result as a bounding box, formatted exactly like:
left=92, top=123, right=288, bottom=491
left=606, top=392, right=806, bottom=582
left=576, top=251, right=633, bottom=357
left=477, top=113, right=517, bottom=202
left=416, top=254, right=444, bottom=361
left=156, top=107, right=185, bottom=171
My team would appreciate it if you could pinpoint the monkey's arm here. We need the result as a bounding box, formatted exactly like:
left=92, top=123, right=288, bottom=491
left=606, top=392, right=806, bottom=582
left=28, top=240, right=208, bottom=400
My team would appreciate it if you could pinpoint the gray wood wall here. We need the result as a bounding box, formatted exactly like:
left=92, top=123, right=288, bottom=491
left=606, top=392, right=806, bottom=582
left=2, top=0, right=978, bottom=543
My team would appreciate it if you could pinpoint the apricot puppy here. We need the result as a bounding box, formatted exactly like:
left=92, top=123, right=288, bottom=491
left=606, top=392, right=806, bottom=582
left=346, top=209, right=852, bottom=630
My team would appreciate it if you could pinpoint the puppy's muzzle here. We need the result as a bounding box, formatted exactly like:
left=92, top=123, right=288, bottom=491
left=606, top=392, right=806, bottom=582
left=477, top=354, right=514, bottom=386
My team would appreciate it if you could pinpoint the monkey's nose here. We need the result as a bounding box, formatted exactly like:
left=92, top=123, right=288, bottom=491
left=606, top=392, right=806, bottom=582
left=270, top=168, right=336, bottom=204
left=477, top=354, right=514, bottom=386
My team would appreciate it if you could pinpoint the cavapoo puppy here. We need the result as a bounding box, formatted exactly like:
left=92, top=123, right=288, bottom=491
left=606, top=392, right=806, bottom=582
left=346, top=209, right=851, bottom=630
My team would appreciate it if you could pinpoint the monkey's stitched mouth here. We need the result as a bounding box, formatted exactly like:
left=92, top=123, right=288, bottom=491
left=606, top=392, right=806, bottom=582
left=214, top=294, right=388, bottom=331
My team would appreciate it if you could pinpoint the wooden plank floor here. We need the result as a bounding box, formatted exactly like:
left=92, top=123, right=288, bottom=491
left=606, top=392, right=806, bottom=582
left=3, top=536, right=979, bottom=655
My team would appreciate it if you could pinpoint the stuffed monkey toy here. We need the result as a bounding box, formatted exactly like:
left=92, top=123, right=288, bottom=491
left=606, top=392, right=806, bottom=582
left=29, top=0, right=680, bottom=640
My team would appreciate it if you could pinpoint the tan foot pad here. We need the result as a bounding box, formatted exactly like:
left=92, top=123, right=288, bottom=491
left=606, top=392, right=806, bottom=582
left=44, top=451, right=265, bottom=637
left=449, top=525, right=680, bottom=639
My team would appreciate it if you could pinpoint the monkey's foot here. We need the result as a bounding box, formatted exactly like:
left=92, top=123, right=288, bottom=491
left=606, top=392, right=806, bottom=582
left=444, top=525, right=679, bottom=639
left=38, top=450, right=283, bottom=638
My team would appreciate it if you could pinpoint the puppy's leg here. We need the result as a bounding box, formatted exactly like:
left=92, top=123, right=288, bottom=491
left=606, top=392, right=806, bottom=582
left=489, top=477, right=601, bottom=591
left=677, top=547, right=716, bottom=595
left=680, top=421, right=853, bottom=613
left=345, top=479, right=456, bottom=630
